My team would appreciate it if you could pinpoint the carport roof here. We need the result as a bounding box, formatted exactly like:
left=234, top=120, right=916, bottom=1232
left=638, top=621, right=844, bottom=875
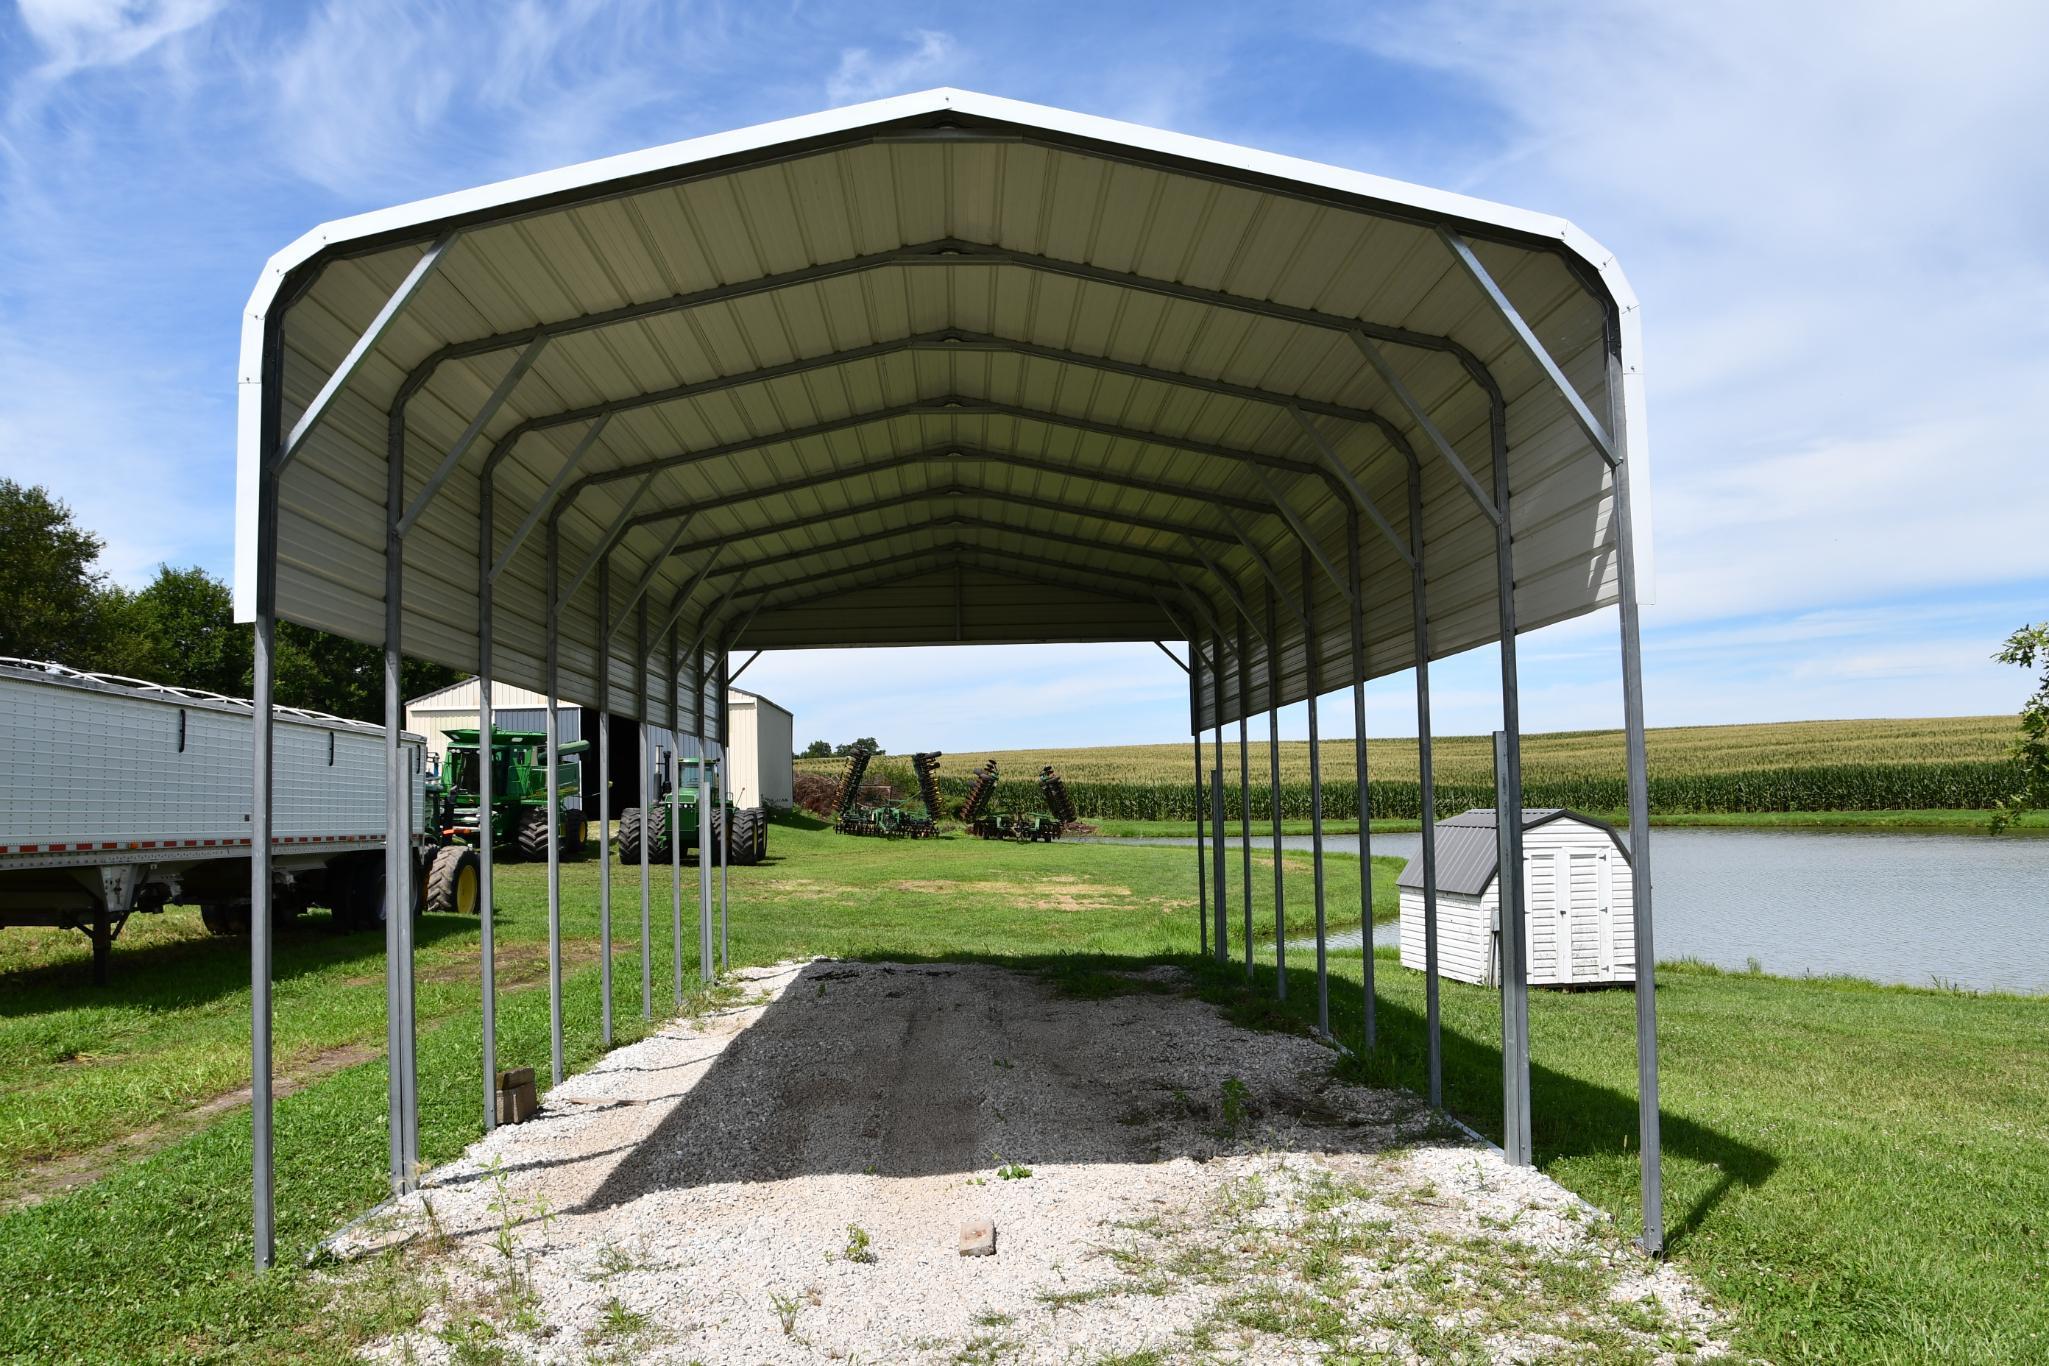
left=234, top=88, right=1649, bottom=730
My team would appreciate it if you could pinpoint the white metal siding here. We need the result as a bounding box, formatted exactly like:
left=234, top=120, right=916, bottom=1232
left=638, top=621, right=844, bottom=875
left=729, top=695, right=794, bottom=809
left=1, top=671, right=424, bottom=855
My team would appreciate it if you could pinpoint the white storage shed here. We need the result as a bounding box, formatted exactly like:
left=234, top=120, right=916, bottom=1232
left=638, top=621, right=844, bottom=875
left=726, top=689, right=794, bottom=811
left=1399, top=809, right=1635, bottom=987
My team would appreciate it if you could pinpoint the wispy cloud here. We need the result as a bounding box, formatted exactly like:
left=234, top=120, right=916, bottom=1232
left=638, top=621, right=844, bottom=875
left=825, top=28, right=955, bottom=104
left=0, top=0, right=2037, bottom=742
left=14, top=0, right=223, bottom=83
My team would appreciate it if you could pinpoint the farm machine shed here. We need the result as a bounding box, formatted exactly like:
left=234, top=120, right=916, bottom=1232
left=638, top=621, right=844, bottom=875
left=233, top=89, right=1664, bottom=1264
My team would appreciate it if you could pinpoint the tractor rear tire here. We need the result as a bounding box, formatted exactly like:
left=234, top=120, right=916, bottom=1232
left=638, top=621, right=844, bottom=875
left=729, top=808, right=766, bottom=865
left=516, top=807, right=549, bottom=861
left=619, top=808, right=644, bottom=863
left=425, top=845, right=481, bottom=915
left=562, top=816, right=586, bottom=856
left=648, top=804, right=673, bottom=862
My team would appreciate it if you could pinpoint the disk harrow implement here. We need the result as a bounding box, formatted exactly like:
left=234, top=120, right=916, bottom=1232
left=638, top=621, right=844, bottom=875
left=832, top=742, right=940, bottom=838
left=959, top=759, right=1001, bottom=825
left=969, top=762, right=1074, bottom=842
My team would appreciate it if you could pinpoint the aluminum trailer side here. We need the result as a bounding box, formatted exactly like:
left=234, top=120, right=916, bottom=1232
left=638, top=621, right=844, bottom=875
left=0, top=659, right=427, bottom=983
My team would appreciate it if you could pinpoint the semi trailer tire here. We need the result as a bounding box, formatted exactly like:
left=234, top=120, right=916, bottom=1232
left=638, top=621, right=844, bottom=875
left=425, top=845, right=480, bottom=915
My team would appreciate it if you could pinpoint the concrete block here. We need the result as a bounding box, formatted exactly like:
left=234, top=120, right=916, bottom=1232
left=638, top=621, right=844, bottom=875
left=497, top=1067, right=538, bottom=1125
left=958, top=1217, right=996, bottom=1257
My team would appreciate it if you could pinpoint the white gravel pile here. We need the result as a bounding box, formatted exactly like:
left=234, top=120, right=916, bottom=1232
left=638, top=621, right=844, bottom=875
left=346, top=960, right=1727, bottom=1362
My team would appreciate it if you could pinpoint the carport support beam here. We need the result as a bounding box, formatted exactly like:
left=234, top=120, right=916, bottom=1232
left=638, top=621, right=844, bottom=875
left=545, top=528, right=564, bottom=1088
left=1408, top=461, right=1444, bottom=1112
left=1237, top=614, right=1252, bottom=981
left=1496, top=731, right=1532, bottom=1165
left=1610, top=351, right=1666, bottom=1254
left=718, top=651, right=731, bottom=973
left=385, top=417, right=418, bottom=1195
left=249, top=462, right=278, bottom=1269
left=1266, top=587, right=1285, bottom=1001
left=1189, top=636, right=1207, bottom=958
left=695, top=639, right=712, bottom=986
left=598, top=559, right=613, bottom=1045
left=477, top=464, right=501, bottom=1132
left=1304, top=547, right=1329, bottom=1038
left=638, top=597, right=652, bottom=1019
left=1348, top=515, right=1375, bottom=1049
left=669, top=627, right=683, bottom=1010
left=1211, top=638, right=1227, bottom=962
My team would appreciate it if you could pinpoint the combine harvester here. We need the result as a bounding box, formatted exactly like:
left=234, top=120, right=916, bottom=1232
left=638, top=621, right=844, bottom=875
left=0, top=658, right=430, bottom=981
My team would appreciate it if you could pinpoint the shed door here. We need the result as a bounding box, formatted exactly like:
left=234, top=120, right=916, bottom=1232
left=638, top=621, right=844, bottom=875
left=1552, top=847, right=1573, bottom=983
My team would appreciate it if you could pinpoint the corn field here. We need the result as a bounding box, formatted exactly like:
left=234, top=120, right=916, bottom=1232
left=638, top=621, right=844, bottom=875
left=800, top=716, right=2019, bottom=818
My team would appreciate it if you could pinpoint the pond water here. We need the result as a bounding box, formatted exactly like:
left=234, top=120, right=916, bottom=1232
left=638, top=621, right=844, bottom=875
left=1088, top=828, right=2049, bottom=996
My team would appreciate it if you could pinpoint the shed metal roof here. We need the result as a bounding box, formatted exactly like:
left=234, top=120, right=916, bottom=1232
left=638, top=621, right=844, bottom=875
left=234, top=88, right=1650, bottom=730
left=1397, top=807, right=1632, bottom=896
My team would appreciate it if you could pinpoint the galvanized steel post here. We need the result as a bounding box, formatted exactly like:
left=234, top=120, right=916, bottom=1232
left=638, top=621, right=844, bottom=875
left=1265, top=586, right=1285, bottom=1000
left=597, top=558, right=613, bottom=1046
left=637, top=596, right=653, bottom=1019
left=1211, top=636, right=1227, bottom=962
left=1236, top=613, right=1252, bottom=980
left=248, top=443, right=280, bottom=1268
left=1408, top=462, right=1444, bottom=1111
left=544, top=528, right=564, bottom=1088
left=1347, top=514, right=1375, bottom=1048
left=668, top=626, right=683, bottom=1010
left=476, top=484, right=498, bottom=1131
left=1190, top=634, right=1207, bottom=958
left=695, top=642, right=713, bottom=985
left=1303, top=547, right=1329, bottom=1037
left=1495, top=729, right=1532, bottom=1166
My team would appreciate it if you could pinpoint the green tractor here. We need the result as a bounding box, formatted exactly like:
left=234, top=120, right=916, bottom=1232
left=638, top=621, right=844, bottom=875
left=424, top=728, right=590, bottom=914
left=616, top=756, right=768, bottom=866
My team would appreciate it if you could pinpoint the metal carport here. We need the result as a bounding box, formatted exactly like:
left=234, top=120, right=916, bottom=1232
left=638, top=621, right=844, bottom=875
left=233, top=88, right=1663, bottom=1267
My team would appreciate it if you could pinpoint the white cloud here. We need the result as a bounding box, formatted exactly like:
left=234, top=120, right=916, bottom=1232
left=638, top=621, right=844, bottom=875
left=1333, top=1, right=2049, bottom=628
left=15, top=0, right=223, bottom=79
left=824, top=28, right=954, bottom=104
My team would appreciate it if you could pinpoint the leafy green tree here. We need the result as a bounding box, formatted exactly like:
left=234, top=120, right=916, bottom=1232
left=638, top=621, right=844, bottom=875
left=100, top=566, right=251, bottom=696
left=0, top=479, right=109, bottom=665
left=801, top=739, right=833, bottom=758
left=1990, top=622, right=2049, bottom=834
left=833, top=736, right=883, bottom=756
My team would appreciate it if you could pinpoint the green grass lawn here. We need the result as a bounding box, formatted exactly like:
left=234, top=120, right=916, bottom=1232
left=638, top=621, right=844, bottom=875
left=1, top=816, right=2044, bottom=1361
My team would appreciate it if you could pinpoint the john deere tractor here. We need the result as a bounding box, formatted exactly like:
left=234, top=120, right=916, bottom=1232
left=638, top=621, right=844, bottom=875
left=617, top=756, right=767, bottom=866
left=424, top=728, right=590, bottom=914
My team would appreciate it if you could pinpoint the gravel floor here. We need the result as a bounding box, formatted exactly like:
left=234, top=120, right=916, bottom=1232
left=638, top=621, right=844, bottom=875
left=345, top=960, right=1728, bottom=1363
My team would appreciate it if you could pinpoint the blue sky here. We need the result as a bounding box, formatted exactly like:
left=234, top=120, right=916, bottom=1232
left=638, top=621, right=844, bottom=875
left=2, top=0, right=2044, bottom=752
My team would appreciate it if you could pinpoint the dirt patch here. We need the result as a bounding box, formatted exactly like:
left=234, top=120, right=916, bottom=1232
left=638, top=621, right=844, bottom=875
left=344, top=960, right=1728, bottom=1363
left=891, top=877, right=1135, bottom=911
left=3, top=1042, right=378, bottom=1214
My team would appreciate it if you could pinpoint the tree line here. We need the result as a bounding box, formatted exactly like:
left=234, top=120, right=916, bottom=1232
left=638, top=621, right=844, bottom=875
left=0, top=479, right=457, bottom=723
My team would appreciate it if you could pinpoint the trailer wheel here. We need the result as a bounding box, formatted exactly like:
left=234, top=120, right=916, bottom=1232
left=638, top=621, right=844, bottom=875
left=618, top=808, right=644, bottom=863
left=200, top=902, right=248, bottom=936
left=516, top=807, right=549, bottom=861
left=425, top=845, right=480, bottom=915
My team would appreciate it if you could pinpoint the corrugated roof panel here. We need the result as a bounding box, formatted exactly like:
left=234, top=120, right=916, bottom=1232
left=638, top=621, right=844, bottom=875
left=242, top=93, right=1647, bottom=728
